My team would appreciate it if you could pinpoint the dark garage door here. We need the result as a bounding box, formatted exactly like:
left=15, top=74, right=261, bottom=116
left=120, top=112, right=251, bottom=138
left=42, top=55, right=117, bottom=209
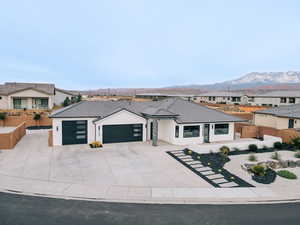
left=103, top=124, right=143, bottom=144
left=62, top=120, right=87, bottom=145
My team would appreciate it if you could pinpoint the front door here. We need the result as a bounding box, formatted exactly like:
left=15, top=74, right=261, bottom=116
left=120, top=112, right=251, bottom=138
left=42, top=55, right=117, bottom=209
left=204, top=124, right=210, bottom=143
left=289, top=119, right=295, bottom=128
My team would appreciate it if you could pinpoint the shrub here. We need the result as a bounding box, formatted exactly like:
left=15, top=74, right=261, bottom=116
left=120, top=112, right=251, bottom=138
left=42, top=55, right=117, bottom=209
left=292, top=137, right=300, bottom=149
left=248, top=154, right=257, bottom=162
left=63, top=97, right=71, bottom=107
left=90, top=141, right=103, bottom=148
left=250, top=165, right=266, bottom=176
left=248, top=144, right=258, bottom=152
left=0, top=112, right=6, bottom=121
left=273, top=142, right=282, bottom=149
left=277, top=170, right=297, bottom=179
left=76, top=94, right=82, bottom=103
left=271, top=151, right=280, bottom=160
left=219, top=146, right=230, bottom=155
left=33, top=113, right=41, bottom=121
left=294, top=150, right=300, bottom=158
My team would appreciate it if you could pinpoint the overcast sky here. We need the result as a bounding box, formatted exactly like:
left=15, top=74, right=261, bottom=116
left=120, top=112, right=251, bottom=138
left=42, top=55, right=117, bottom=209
left=0, top=0, right=299, bottom=89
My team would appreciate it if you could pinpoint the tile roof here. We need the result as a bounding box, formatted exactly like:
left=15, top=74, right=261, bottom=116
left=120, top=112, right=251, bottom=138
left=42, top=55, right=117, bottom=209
left=50, top=98, right=245, bottom=123
left=255, top=104, right=300, bottom=119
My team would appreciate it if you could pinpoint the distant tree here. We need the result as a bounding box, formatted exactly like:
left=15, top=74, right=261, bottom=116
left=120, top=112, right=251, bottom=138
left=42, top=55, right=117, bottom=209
left=63, top=97, right=71, bottom=107
left=76, top=94, right=82, bottom=103
left=0, top=112, right=6, bottom=126
left=71, top=96, right=77, bottom=104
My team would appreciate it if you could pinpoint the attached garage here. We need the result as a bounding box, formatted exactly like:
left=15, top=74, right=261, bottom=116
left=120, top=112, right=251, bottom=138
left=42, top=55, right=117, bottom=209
left=62, top=120, right=87, bottom=145
left=103, top=124, right=143, bottom=144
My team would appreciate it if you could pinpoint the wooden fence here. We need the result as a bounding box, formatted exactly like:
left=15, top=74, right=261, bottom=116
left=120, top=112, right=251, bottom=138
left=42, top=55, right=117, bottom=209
left=0, top=110, right=52, bottom=128
left=0, top=122, right=26, bottom=149
left=48, top=130, right=53, bottom=147
left=235, top=122, right=300, bottom=144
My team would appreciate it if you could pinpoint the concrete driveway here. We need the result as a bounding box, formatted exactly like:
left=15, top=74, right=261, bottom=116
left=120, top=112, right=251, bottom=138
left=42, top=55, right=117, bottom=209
left=0, top=132, right=210, bottom=190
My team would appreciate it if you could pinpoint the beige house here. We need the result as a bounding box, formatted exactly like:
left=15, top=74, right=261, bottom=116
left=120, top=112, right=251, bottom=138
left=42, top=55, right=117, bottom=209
left=254, top=104, right=300, bottom=129
left=0, top=82, right=76, bottom=110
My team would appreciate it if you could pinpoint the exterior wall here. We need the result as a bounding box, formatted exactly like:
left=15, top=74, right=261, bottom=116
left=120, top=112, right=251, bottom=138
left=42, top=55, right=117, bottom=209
left=254, top=113, right=300, bottom=129
left=0, top=95, right=9, bottom=109
left=52, top=117, right=96, bottom=146
left=94, top=110, right=147, bottom=143
left=197, top=96, right=244, bottom=105
left=250, top=97, right=300, bottom=106
left=8, top=89, right=54, bottom=109
left=54, top=90, right=74, bottom=106
left=150, top=119, right=235, bottom=146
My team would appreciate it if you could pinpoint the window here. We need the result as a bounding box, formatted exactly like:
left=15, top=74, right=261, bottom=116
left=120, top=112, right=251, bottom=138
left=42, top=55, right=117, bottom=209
left=232, top=97, right=241, bottom=102
left=33, top=98, right=48, bottom=109
left=183, top=126, right=200, bottom=138
left=13, top=98, right=27, bottom=109
left=214, top=124, right=229, bottom=135
left=175, top=126, right=179, bottom=138
left=280, top=97, right=287, bottom=103
left=289, top=98, right=295, bottom=104
left=212, top=97, right=216, bottom=101
left=209, top=97, right=212, bottom=101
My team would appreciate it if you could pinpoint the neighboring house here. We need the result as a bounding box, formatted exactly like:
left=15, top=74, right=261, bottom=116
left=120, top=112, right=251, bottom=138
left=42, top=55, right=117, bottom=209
left=254, top=104, right=300, bottom=129
left=50, top=98, right=244, bottom=146
left=135, top=93, right=197, bottom=101
left=0, top=82, right=77, bottom=110
left=248, top=91, right=300, bottom=107
left=197, top=90, right=300, bottom=107
left=197, top=92, right=248, bottom=105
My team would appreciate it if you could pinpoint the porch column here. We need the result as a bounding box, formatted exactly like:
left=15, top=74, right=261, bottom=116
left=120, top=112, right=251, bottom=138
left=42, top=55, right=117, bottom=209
left=152, top=119, right=158, bottom=146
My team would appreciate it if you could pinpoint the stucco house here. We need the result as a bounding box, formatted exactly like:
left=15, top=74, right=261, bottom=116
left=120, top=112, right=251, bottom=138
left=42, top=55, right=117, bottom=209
left=0, top=82, right=76, bottom=110
left=197, top=92, right=248, bottom=105
left=50, top=98, right=244, bottom=146
left=254, top=104, right=300, bottom=129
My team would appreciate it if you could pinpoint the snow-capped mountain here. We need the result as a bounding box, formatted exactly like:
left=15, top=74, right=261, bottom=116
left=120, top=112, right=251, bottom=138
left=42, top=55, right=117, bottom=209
left=168, top=71, right=300, bottom=90
left=228, top=71, right=300, bottom=85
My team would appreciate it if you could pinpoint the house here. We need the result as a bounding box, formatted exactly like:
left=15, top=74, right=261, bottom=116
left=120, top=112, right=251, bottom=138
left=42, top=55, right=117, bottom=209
left=248, top=91, right=300, bottom=107
left=0, top=82, right=77, bottom=110
left=197, top=91, right=248, bottom=105
left=254, top=104, right=300, bottom=129
left=135, top=93, right=197, bottom=101
left=49, top=98, right=244, bottom=146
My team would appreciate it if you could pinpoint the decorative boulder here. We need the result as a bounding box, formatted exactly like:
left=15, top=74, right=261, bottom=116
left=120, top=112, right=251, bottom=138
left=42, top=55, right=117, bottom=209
left=279, top=160, right=289, bottom=168
left=288, top=160, right=297, bottom=168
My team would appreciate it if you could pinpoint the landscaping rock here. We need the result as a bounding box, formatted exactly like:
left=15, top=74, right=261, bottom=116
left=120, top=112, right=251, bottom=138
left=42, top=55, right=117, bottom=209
left=296, top=160, right=300, bottom=167
left=288, top=160, right=297, bottom=168
left=279, top=160, right=289, bottom=168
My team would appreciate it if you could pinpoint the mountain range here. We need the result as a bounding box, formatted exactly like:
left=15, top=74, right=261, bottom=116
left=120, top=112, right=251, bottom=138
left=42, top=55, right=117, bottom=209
left=168, top=71, right=300, bottom=90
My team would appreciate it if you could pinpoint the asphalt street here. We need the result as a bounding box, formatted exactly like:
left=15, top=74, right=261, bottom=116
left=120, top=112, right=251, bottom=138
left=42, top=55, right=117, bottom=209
left=0, top=192, right=299, bottom=225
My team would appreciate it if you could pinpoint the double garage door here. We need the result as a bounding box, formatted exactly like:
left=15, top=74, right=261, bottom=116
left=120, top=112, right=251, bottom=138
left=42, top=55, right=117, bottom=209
left=62, top=120, right=143, bottom=145
left=103, top=124, right=143, bottom=144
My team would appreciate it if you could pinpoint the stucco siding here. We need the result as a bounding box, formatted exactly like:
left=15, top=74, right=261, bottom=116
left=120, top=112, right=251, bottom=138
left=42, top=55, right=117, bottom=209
left=0, top=96, right=8, bottom=109
left=254, top=114, right=278, bottom=128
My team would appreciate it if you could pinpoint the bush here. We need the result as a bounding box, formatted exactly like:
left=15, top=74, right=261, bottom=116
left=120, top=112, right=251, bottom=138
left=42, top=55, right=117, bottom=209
left=294, top=150, right=300, bottom=158
left=271, top=151, right=280, bottom=160
left=248, top=144, right=258, bottom=152
left=89, top=141, right=103, bottom=148
left=277, top=170, right=297, bottom=179
left=33, top=113, right=41, bottom=120
left=273, top=142, right=282, bottom=149
left=63, top=97, right=71, bottom=107
left=0, top=112, right=6, bottom=121
left=248, top=154, right=257, bottom=162
left=250, top=165, right=266, bottom=176
left=292, top=137, right=300, bottom=149
left=219, top=146, right=230, bottom=156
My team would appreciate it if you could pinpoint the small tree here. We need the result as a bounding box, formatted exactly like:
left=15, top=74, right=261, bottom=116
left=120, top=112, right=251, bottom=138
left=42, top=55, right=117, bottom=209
left=0, top=112, right=6, bottom=126
left=76, top=94, right=82, bottom=103
left=33, top=113, right=41, bottom=127
left=63, top=97, right=71, bottom=107
left=71, top=96, right=77, bottom=104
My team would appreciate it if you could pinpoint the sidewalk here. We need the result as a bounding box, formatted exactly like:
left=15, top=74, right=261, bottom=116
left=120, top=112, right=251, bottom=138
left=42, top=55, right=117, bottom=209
left=1, top=172, right=300, bottom=204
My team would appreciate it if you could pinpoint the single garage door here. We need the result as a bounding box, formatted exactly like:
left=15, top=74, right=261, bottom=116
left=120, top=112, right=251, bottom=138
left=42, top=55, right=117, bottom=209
left=103, top=124, right=143, bottom=144
left=62, top=120, right=87, bottom=145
